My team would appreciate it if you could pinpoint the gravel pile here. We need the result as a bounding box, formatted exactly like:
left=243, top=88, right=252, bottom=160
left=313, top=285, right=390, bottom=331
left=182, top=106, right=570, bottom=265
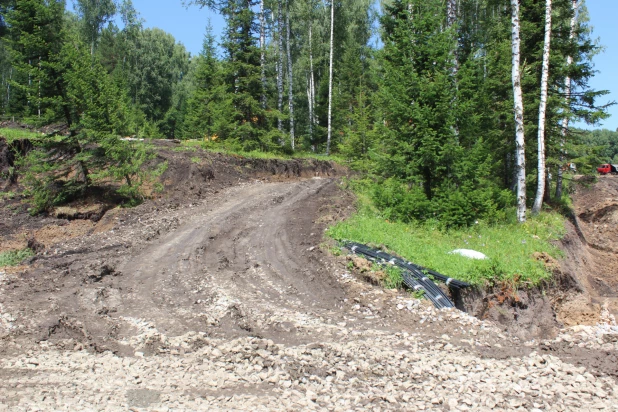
left=1, top=294, right=617, bottom=411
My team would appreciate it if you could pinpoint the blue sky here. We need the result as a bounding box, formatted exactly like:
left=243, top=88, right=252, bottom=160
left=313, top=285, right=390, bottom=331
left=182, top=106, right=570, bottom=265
left=579, top=1, right=617, bottom=131
left=74, top=0, right=618, bottom=131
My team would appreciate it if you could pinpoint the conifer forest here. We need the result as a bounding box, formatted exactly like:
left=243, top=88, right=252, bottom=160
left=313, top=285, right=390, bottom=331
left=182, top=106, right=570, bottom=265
left=0, top=0, right=611, bottom=225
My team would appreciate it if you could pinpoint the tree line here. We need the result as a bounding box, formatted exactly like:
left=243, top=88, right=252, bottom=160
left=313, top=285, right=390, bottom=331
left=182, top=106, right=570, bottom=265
left=0, top=0, right=611, bottom=224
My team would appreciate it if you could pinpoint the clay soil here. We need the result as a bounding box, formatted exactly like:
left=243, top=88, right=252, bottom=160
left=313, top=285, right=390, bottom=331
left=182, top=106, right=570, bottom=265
left=0, top=142, right=617, bottom=409
left=556, top=175, right=618, bottom=322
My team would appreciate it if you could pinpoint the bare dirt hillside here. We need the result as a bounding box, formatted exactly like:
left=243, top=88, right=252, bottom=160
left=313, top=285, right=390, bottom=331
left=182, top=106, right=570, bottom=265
left=557, top=175, right=618, bottom=323
left=0, top=147, right=617, bottom=410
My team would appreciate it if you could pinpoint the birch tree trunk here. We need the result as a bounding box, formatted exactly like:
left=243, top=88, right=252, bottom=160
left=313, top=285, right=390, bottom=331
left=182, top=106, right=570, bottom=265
left=511, top=0, right=526, bottom=223
left=4, top=68, right=10, bottom=115
left=446, top=0, right=459, bottom=137
left=277, top=0, right=284, bottom=133
left=326, top=0, right=335, bottom=156
left=308, top=20, right=316, bottom=149
left=532, top=0, right=552, bottom=214
left=555, top=0, right=579, bottom=199
left=286, top=3, right=295, bottom=150
left=259, top=0, right=266, bottom=109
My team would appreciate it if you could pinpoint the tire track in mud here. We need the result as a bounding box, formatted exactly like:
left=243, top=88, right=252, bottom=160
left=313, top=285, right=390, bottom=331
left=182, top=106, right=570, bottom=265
left=117, top=178, right=346, bottom=339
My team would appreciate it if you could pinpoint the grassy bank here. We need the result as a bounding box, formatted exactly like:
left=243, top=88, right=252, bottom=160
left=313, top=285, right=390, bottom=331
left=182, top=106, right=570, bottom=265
left=178, top=139, right=346, bottom=162
left=0, top=127, right=44, bottom=142
left=327, top=184, right=566, bottom=287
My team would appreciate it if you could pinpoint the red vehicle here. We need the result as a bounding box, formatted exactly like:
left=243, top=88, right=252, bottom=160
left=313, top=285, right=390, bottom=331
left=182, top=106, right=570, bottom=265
left=597, top=164, right=618, bottom=175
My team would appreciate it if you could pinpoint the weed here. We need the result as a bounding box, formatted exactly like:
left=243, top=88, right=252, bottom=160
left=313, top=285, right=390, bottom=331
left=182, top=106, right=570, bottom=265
left=412, top=289, right=426, bottom=300
left=0, top=248, right=34, bottom=267
left=0, top=191, right=16, bottom=200
left=179, top=139, right=345, bottom=163
left=0, top=127, right=43, bottom=142
left=328, top=190, right=566, bottom=287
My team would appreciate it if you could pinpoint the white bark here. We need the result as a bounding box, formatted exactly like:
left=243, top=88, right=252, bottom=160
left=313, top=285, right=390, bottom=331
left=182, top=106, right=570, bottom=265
left=532, top=0, right=552, bottom=214
left=447, top=0, right=459, bottom=138
left=511, top=0, right=526, bottom=223
left=259, top=0, right=266, bottom=109
left=326, top=0, right=335, bottom=156
left=308, top=21, right=315, bottom=147
left=5, top=67, right=11, bottom=115
left=286, top=4, right=295, bottom=150
left=446, top=0, right=457, bottom=27
left=556, top=0, right=579, bottom=199
left=277, top=0, right=284, bottom=134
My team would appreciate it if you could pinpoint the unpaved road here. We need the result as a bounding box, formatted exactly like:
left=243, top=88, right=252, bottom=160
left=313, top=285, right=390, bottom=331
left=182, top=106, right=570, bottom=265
left=1, top=174, right=618, bottom=410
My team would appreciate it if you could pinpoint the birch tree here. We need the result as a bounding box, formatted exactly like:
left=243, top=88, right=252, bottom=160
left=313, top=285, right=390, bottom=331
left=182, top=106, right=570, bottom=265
left=532, top=0, right=552, bottom=214
left=326, top=0, right=334, bottom=155
left=511, top=0, right=526, bottom=223
left=555, top=0, right=579, bottom=200
left=307, top=17, right=316, bottom=148
left=285, top=1, right=295, bottom=149
left=277, top=0, right=284, bottom=133
left=74, top=0, right=117, bottom=56
left=259, top=0, right=266, bottom=108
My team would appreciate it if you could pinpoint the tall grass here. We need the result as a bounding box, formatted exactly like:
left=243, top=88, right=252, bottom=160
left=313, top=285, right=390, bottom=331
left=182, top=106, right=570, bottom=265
left=0, top=127, right=44, bottom=142
left=327, top=185, right=566, bottom=287
left=179, top=139, right=346, bottom=163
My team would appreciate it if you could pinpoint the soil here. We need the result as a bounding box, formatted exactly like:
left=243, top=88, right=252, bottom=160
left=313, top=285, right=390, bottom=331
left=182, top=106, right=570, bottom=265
left=556, top=175, right=618, bottom=321
left=1, top=141, right=617, bottom=408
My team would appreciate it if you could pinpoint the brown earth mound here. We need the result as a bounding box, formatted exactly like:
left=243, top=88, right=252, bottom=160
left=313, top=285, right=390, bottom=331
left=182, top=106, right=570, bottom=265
left=562, top=175, right=618, bottom=318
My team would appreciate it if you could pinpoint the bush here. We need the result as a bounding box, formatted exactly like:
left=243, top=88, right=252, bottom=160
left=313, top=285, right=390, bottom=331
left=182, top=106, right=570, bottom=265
left=370, top=177, right=514, bottom=228
left=372, top=178, right=432, bottom=222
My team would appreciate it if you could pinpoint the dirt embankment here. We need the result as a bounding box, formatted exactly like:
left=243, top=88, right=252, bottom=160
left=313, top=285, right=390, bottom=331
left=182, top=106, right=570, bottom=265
left=0, top=139, right=345, bottom=253
left=1, top=144, right=617, bottom=410
left=555, top=175, right=618, bottom=322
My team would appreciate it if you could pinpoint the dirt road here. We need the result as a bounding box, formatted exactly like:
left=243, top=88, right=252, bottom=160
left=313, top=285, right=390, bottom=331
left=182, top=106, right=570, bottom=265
left=1, top=169, right=618, bottom=410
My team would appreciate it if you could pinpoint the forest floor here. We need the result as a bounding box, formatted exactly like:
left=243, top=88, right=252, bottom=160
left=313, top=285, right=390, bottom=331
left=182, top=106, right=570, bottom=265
left=0, top=140, right=617, bottom=410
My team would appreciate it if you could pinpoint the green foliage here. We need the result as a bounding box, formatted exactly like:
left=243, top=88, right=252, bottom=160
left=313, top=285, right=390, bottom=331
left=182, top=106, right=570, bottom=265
left=0, top=248, right=34, bottom=267
left=0, top=127, right=42, bottom=142
left=328, top=203, right=566, bottom=287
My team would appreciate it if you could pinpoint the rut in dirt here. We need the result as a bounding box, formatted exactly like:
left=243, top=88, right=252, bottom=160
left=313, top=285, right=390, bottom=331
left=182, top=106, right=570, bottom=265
left=117, top=178, right=346, bottom=338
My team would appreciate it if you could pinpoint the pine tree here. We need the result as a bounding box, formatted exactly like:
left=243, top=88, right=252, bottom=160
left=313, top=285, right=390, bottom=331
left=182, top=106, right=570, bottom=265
left=378, top=0, right=457, bottom=199
left=184, top=23, right=229, bottom=140
left=5, top=0, right=68, bottom=123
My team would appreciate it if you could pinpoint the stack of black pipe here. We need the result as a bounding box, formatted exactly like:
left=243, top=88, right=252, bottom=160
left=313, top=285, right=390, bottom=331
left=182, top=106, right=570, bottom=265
left=344, top=242, right=470, bottom=309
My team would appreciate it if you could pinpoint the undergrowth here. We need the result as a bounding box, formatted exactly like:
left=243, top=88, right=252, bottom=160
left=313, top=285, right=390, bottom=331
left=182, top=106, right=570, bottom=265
left=0, top=249, right=34, bottom=267
left=0, top=127, right=44, bottom=142
left=179, top=139, right=345, bottom=163
left=327, top=181, right=566, bottom=287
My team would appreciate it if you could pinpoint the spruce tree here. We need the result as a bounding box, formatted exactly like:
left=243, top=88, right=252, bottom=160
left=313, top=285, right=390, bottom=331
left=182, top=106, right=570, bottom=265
left=184, top=23, right=229, bottom=140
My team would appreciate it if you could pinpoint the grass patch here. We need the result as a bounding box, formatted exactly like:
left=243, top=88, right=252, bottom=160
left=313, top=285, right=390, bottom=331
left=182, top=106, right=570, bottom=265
left=327, top=184, right=566, bottom=287
left=0, top=127, right=44, bottom=142
left=179, top=139, right=345, bottom=163
left=0, top=248, right=34, bottom=267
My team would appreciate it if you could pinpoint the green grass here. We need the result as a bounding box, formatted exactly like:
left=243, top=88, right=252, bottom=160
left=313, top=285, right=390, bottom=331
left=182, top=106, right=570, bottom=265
left=179, top=139, right=345, bottom=163
left=0, top=249, right=34, bottom=267
left=327, top=193, right=566, bottom=287
left=0, top=191, right=16, bottom=200
left=0, top=127, right=44, bottom=142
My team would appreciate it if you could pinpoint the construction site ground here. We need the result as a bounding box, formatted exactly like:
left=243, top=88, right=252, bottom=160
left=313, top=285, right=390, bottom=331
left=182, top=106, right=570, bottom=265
left=0, top=140, right=617, bottom=411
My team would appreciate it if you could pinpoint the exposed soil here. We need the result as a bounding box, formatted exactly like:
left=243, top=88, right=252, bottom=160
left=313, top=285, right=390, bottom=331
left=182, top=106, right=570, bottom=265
left=1, top=143, right=617, bottom=409
left=557, top=175, right=618, bottom=320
